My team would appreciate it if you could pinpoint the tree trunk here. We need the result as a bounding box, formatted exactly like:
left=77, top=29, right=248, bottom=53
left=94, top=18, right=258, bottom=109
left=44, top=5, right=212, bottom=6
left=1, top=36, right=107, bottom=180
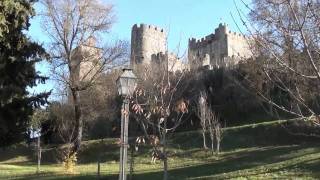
left=162, top=138, right=168, bottom=180
left=97, top=160, right=100, bottom=179
left=211, top=135, right=214, bottom=153
left=129, top=147, right=134, bottom=180
left=216, top=140, right=220, bottom=154
left=202, top=132, right=208, bottom=149
left=211, top=141, right=214, bottom=151
left=215, top=124, right=221, bottom=155
left=163, top=118, right=168, bottom=180
left=163, top=155, right=168, bottom=180
left=72, top=90, right=83, bottom=155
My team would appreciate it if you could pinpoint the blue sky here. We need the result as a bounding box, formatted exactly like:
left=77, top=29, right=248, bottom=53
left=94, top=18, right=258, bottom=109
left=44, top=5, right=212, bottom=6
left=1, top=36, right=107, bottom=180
left=28, top=0, right=250, bottom=98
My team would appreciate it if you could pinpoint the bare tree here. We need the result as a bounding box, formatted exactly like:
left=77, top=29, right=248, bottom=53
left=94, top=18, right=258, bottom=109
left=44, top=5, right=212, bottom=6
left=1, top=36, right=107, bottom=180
left=233, top=0, right=320, bottom=125
left=132, top=58, right=189, bottom=180
left=196, top=91, right=208, bottom=149
left=207, top=108, right=222, bottom=154
left=196, top=91, right=223, bottom=153
left=41, top=0, right=128, bottom=156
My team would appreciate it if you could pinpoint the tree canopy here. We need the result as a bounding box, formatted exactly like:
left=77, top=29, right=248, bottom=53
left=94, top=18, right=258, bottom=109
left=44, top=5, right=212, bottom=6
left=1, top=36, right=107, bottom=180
left=0, top=0, right=50, bottom=147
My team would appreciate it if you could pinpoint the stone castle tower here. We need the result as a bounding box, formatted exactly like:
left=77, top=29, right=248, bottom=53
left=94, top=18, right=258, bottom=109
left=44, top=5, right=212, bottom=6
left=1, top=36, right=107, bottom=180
left=131, top=24, right=167, bottom=66
left=188, top=23, right=252, bottom=69
left=71, top=36, right=102, bottom=82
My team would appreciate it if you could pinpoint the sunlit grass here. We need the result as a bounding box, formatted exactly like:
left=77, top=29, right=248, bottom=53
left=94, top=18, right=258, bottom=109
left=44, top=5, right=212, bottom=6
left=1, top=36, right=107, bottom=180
left=1, top=119, right=320, bottom=179
left=2, top=145, right=320, bottom=179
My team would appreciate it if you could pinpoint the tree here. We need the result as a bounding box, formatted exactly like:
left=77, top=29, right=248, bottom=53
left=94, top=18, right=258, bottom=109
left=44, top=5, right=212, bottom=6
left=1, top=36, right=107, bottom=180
left=206, top=107, right=222, bottom=154
left=0, top=0, right=50, bottom=147
left=41, top=0, right=128, bottom=156
left=197, top=91, right=208, bottom=149
left=234, top=0, right=320, bottom=124
left=132, top=59, right=189, bottom=180
left=196, top=90, right=223, bottom=153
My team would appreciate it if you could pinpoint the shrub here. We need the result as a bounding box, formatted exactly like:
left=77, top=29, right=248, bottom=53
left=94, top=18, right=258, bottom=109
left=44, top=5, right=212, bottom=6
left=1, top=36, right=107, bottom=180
left=88, top=116, right=113, bottom=139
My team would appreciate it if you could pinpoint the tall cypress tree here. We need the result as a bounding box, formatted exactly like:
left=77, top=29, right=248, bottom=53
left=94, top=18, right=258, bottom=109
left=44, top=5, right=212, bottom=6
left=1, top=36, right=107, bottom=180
left=0, top=0, right=50, bottom=147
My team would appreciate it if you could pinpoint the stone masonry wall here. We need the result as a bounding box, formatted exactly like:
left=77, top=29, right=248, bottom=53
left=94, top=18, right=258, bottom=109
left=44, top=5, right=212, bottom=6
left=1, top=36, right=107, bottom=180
left=131, top=24, right=167, bottom=66
left=188, top=23, right=252, bottom=69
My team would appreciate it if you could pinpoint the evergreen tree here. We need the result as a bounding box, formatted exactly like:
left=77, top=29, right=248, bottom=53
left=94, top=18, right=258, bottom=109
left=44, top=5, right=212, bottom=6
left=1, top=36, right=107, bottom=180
left=0, top=0, right=50, bottom=147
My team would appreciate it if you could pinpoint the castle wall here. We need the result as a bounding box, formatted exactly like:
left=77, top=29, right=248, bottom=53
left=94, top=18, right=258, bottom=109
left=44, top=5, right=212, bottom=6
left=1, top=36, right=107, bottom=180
left=188, top=23, right=251, bottom=69
left=151, top=52, right=187, bottom=73
left=131, top=24, right=167, bottom=66
left=226, top=31, right=252, bottom=65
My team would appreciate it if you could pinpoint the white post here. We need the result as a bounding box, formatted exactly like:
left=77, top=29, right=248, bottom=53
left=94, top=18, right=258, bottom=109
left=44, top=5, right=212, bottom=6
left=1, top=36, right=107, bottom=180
left=124, top=98, right=129, bottom=180
left=119, top=98, right=129, bottom=180
left=37, top=135, right=41, bottom=173
left=119, top=101, right=124, bottom=180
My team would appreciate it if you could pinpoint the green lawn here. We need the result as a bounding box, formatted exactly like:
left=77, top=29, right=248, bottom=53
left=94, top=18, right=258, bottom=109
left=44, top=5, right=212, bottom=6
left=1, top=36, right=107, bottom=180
left=1, top=119, right=320, bottom=179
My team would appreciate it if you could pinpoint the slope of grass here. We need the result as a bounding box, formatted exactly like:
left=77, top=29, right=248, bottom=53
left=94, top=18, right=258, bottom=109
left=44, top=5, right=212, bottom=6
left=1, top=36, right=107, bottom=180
left=1, top=119, right=320, bottom=179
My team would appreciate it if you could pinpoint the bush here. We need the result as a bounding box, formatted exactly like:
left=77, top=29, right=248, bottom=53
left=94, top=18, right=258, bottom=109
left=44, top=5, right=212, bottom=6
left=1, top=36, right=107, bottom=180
left=88, top=116, right=114, bottom=139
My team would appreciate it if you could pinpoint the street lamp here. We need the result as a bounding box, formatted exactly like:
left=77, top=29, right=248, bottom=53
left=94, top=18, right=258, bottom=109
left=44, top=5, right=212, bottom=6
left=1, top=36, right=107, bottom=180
left=116, top=68, right=137, bottom=180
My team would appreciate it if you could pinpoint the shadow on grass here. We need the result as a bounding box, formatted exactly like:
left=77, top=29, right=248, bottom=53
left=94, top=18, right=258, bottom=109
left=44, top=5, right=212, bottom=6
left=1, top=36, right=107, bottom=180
left=0, top=144, right=35, bottom=163
left=77, top=139, right=120, bottom=164
left=13, top=173, right=117, bottom=180
left=0, top=139, right=121, bottom=165
left=6, top=143, right=320, bottom=180
left=130, top=144, right=320, bottom=180
left=171, top=120, right=320, bottom=152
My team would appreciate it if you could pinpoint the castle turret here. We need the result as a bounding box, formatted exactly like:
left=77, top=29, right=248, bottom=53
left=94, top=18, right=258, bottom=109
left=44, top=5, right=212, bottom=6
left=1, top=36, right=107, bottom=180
left=131, top=24, right=167, bottom=66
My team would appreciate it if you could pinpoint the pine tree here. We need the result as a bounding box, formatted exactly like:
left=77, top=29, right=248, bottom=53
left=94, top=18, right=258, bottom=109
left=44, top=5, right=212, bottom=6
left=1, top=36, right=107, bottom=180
left=0, top=0, right=50, bottom=147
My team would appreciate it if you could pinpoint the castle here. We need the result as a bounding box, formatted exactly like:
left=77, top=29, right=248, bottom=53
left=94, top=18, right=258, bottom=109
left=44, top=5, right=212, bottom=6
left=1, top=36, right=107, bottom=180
left=130, top=24, right=186, bottom=72
left=130, top=23, right=252, bottom=71
left=74, top=23, right=252, bottom=79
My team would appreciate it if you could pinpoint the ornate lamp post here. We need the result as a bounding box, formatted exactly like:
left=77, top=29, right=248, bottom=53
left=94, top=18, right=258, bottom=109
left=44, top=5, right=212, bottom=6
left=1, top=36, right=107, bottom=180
left=116, top=68, right=137, bottom=180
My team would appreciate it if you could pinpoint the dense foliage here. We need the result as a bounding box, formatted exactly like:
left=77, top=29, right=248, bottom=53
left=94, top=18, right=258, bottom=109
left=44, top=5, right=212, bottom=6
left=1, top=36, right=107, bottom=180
left=0, top=0, right=49, bottom=147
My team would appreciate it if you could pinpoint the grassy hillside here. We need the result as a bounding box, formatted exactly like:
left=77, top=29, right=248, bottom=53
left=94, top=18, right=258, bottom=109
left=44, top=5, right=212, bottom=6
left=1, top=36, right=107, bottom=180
left=1, top=119, right=320, bottom=179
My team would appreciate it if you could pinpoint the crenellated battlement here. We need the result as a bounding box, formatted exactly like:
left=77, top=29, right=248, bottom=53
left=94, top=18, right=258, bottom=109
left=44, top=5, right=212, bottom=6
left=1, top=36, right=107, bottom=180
left=189, top=23, right=246, bottom=48
left=132, top=23, right=165, bottom=34
left=226, top=30, right=246, bottom=38
left=188, top=23, right=251, bottom=70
